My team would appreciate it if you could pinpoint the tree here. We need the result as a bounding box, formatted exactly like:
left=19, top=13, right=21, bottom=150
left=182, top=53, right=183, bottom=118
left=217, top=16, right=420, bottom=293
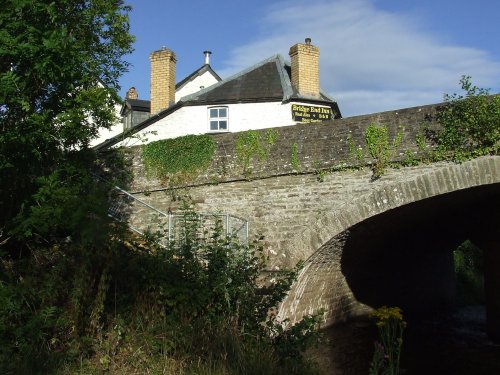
left=0, top=2, right=133, bottom=371
left=0, top=0, right=134, bottom=239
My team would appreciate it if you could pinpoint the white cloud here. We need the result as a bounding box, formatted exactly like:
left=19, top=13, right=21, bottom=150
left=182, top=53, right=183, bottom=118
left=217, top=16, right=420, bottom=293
left=219, top=0, right=500, bottom=116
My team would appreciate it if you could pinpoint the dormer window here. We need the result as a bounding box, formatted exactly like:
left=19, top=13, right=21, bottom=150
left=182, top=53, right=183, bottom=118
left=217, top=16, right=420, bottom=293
left=208, top=107, right=228, bottom=131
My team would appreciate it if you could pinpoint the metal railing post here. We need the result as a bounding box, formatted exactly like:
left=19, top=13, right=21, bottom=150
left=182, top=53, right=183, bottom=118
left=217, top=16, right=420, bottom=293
left=168, top=213, right=172, bottom=242
left=246, top=221, right=249, bottom=243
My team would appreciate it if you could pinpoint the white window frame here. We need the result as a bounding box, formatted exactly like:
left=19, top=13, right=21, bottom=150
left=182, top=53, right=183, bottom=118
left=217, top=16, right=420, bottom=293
left=208, top=106, right=228, bottom=132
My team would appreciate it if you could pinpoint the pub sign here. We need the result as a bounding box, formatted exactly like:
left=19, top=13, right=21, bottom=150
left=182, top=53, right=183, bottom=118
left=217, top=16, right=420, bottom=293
left=291, top=104, right=332, bottom=123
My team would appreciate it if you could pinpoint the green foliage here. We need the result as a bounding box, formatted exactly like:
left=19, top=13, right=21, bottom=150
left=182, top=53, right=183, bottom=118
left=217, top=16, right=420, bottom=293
left=437, top=76, right=500, bottom=158
left=291, top=142, right=301, bottom=173
left=415, top=131, right=427, bottom=153
left=140, top=204, right=302, bottom=334
left=57, top=206, right=321, bottom=374
left=315, top=169, right=327, bottom=182
left=0, top=203, right=322, bottom=374
left=311, top=161, right=327, bottom=182
left=365, top=124, right=404, bottom=179
left=235, top=129, right=278, bottom=177
left=0, top=239, right=118, bottom=374
left=369, top=306, right=406, bottom=375
left=0, top=1, right=134, bottom=372
left=401, top=150, right=419, bottom=167
left=271, top=311, right=325, bottom=360
left=13, top=153, right=112, bottom=244
left=347, top=134, right=365, bottom=164
left=141, top=134, right=216, bottom=183
left=0, top=0, right=134, bottom=235
left=453, top=240, right=484, bottom=305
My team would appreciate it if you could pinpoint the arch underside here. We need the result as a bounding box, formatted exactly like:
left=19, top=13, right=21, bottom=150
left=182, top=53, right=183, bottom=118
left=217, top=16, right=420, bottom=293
left=279, top=156, right=500, bottom=327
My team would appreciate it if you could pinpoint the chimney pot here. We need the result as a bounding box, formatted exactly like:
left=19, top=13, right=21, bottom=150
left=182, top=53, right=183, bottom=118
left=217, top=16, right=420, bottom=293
left=305, top=37, right=312, bottom=45
left=203, top=50, right=212, bottom=65
left=126, top=86, right=138, bottom=100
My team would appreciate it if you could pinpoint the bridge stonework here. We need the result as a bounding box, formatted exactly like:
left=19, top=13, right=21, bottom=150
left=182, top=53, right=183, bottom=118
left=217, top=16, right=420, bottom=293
left=276, top=156, right=500, bottom=325
left=111, top=103, right=500, bottom=338
left=127, top=156, right=500, bottom=324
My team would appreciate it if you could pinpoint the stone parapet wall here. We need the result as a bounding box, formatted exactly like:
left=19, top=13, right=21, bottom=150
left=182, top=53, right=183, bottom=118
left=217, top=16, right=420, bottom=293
left=117, top=102, right=441, bottom=193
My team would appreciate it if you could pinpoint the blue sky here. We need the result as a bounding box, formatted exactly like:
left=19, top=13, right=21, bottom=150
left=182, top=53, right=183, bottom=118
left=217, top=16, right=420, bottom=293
left=119, top=0, right=500, bottom=117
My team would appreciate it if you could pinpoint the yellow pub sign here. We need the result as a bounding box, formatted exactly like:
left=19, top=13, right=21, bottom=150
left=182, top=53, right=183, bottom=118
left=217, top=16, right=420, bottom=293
left=291, top=104, right=332, bottom=123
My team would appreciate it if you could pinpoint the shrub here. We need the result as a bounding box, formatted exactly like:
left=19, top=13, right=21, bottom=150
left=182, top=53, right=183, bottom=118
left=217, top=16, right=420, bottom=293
left=437, top=76, right=500, bottom=158
left=48, top=203, right=323, bottom=374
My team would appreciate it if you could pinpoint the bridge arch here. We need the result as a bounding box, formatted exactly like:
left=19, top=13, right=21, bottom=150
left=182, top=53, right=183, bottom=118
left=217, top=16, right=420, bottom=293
left=278, top=156, right=500, bottom=341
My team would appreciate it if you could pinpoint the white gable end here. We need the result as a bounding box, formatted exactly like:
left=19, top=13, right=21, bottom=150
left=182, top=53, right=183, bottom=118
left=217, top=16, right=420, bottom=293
left=175, top=71, right=220, bottom=103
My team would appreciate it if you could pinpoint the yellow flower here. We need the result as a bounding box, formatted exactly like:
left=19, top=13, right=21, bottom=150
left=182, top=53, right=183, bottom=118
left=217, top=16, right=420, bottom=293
left=370, top=306, right=405, bottom=324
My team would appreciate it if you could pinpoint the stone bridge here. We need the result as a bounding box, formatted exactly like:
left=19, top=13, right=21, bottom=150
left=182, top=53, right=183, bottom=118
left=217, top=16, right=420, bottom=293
left=109, top=103, right=500, bottom=341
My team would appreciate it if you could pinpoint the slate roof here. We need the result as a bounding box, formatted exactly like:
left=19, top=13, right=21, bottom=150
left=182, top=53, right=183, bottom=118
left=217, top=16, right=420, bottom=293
left=183, top=56, right=286, bottom=104
left=120, top=99, right=150, bottom=115
left=180, top=54, right=339, bottom=111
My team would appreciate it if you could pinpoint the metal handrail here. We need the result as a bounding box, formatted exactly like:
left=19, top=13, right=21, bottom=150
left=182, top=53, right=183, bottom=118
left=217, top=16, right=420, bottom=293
left=108, top=186, right=249, bottom=246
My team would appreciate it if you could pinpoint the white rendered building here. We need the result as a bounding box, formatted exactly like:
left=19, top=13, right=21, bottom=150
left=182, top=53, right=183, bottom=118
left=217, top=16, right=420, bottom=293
left=94, top=39, right=341, bottom=150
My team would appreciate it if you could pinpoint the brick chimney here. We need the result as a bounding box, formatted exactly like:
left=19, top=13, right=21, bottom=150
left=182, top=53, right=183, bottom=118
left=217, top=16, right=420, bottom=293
left=289, top=38, right=320, bottom=98
left=150, top=47, right=176, bottom=114
left=126, top=86, right=139, bottom=100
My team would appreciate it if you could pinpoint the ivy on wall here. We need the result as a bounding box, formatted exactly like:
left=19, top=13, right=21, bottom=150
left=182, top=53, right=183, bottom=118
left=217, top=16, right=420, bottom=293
left=235, top=129, right=278, bottom=177
left=141, top=134, right=215, bottom=182
left=365, top=124, right=404, bottom=179
left=291, top=142, right=301, bottom=173
left=340, top=124, right=405, bottom=181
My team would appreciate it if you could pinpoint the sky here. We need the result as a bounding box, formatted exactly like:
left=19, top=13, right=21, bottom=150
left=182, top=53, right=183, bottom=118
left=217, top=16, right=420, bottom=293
left=119, top=0, right=500, bottom=117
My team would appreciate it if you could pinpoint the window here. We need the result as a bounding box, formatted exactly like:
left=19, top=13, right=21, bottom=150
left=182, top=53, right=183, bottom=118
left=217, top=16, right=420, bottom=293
left=208, top=107, right=228, bottom=131
left=123, top=111, right=132, bottom=130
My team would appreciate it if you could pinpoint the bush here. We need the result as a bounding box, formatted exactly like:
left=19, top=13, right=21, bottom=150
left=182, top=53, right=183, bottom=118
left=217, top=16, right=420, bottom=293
left=0, top=203, right=323, bottom=374
left=105, top=204, right=323, bottom=374
left=437, top=76, right=500, bottom=158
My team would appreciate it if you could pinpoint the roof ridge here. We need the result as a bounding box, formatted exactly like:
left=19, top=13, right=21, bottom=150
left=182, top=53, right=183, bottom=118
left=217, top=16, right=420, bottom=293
left=319, top=88, right=336, bottom=102
left=275, top=54, right=294, bottom=101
